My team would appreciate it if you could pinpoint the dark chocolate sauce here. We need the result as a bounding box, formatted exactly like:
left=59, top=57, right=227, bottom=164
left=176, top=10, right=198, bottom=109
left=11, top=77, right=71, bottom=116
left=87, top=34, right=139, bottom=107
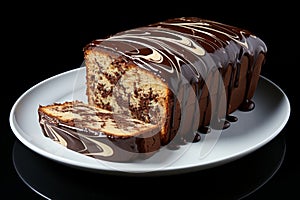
left=222, top=120, right=231, bottom=130
left=197, top=115, right=237, bottom=134
left=239, top=99, right=255, bottom=111
left=192, top=132, right=201, bottom=143
left=226, top=115, right=238, bottom=122
left=198, top=126, right=211, bottom=134
left=211, top=119, right=231, bottom=130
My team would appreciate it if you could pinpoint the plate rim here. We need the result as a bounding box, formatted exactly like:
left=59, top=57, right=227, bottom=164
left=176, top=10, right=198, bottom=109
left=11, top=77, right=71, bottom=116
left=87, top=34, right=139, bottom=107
left=9, top=67, right=291, bottom=176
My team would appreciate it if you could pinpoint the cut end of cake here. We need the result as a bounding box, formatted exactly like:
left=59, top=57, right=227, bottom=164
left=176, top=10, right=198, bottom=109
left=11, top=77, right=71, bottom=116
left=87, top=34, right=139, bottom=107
left=84, top=48, right=174, bottom=144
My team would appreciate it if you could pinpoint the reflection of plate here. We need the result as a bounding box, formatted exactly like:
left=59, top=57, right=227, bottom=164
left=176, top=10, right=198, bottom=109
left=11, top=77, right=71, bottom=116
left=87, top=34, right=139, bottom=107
left=12, top=133, right=286, bottom=199
left=9, top=67, right=290, bottom=175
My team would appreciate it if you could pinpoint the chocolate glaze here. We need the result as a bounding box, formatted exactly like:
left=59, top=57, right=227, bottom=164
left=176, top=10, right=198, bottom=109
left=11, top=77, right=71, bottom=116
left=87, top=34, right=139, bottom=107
left=84, top=17, right=267, bottom=142
left=239, top=99, right=255, bottom=111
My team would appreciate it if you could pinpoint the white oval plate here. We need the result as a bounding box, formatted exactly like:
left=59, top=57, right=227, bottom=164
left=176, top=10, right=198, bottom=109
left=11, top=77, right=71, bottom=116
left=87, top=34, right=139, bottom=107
left=9, top=67, right=290, bottom=176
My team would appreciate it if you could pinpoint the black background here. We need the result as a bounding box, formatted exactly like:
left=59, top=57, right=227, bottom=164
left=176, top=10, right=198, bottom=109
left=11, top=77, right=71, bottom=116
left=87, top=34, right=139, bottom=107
left=2, top=2, right=299, bottom=199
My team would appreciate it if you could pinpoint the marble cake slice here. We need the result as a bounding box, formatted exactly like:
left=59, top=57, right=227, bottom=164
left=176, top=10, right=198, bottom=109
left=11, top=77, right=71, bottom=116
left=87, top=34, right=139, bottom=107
left=38, top=100, right=162, bottom=162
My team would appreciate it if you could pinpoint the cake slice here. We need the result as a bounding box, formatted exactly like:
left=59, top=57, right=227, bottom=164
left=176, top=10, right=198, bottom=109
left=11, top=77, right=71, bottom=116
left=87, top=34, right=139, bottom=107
left=38, top=100, right=162, bottom=162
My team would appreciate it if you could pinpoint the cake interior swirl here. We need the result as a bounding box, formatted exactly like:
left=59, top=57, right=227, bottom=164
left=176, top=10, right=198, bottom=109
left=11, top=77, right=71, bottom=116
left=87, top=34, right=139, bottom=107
left=38, top=17, right=267, bottom=162
left=38, top=101, right=161, bottom=161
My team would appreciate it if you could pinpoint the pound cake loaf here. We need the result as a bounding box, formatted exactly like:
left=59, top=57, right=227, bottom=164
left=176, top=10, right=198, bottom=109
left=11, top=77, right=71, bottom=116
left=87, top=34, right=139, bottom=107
left=84, top=17, right=267, bottom=143
left=38, top=17, right=267, bottom=162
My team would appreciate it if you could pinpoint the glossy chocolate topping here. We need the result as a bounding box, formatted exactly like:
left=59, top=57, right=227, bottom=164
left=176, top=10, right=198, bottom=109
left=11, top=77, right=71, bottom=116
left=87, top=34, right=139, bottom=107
left=85, top=17, right=267, bottom=132
left=85, top=17, right=266, bottom=82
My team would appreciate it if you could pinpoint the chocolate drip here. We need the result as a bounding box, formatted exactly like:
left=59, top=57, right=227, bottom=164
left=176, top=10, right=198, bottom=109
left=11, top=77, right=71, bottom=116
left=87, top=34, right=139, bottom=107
left=226, top=115, right=238, bottom=122
left=198, top=126, right=211, bottom=134
left=239, top=99, right=255, bottom=111
left=192, top=132, right=201, bottom=143
left=222, top=120, right=231, bottom=130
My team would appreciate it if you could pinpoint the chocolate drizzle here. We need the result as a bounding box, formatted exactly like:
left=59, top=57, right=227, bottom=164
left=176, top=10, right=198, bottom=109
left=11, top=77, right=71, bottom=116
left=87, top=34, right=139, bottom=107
left=239, top=99, right=255, bottom=111
left=84, top=17, right=267, bottom=139
left=85, top=17, right=267, bottom=138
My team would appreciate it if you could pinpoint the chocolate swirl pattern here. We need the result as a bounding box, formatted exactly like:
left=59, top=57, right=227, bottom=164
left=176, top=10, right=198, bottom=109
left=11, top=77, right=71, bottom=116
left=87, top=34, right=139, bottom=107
left=38, top=101, right=161, bottom=162
left=39, top=118, right=114, bottom=157
left=90, top=27, right=209, bottom=80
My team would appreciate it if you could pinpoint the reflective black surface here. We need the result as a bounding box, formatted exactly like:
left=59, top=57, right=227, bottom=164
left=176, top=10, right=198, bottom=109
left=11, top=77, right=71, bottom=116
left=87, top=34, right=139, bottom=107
left=3, top=4, right=298, bottom=199
left=12, top=133, right=286, bottom=199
